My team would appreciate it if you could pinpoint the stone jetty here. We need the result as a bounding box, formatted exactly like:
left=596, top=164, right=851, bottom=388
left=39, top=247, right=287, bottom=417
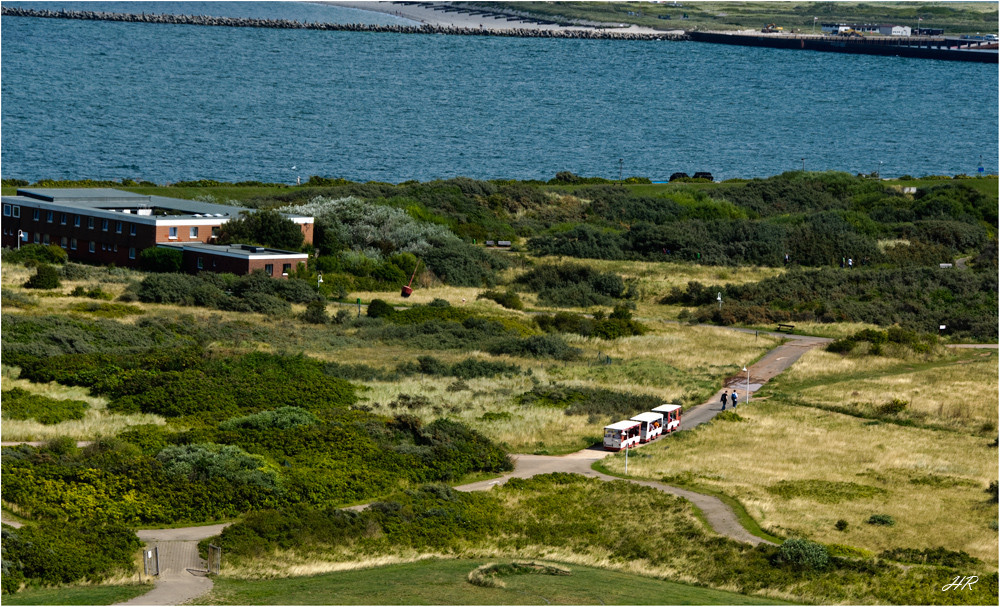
left=0, top=6, right=689, bottom=41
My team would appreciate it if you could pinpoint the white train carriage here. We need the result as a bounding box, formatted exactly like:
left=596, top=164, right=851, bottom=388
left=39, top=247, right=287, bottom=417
left=630, top=411, right=664, bottom=443
left=603, top=420, right=641, bottom=451
left=652, top=404, right=682, bottom=433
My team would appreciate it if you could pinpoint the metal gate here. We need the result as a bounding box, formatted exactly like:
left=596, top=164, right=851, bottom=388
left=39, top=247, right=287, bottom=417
left=207, top=544, right=222, bottom=575
left=143, top=546, right=160, bottom=577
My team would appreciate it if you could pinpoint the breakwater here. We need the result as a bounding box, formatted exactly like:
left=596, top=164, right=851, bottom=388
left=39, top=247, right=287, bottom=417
left=0, top=6, right=688, bottom=40
left=688, top=31, right=997, bottom=64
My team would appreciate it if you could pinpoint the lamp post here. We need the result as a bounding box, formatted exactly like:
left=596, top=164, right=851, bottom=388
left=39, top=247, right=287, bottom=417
left=16, top=230, right=23, bottom=250
left=619, top=158, right=624, bottom=183
left=743, top=365, right=750, bottom=403
left=813, top=16, right=817, bottom=35
left=801, top=157, right=805, bottom=172
left=717, top=292, right=722, bottom=311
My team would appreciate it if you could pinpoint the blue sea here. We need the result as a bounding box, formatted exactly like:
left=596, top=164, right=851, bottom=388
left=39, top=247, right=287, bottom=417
left=2, top=1, right=997, bottom=183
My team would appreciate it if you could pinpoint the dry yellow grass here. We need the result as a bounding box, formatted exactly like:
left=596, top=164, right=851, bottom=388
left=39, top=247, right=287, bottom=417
left=773, top=349, right=998, bottom=432
left=1, top=366, right=165, bottom=441
left=604, top=401, right=998, bottom=565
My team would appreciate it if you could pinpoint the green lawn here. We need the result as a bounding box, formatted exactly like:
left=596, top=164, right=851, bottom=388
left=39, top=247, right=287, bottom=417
left=194, top=558, right=790, bottom=605
left=2, top=584, right=151, bottom=605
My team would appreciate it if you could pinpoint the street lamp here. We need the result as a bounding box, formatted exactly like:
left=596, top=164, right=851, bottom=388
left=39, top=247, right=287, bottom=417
left=16, top=230, right=24, bottom=250
left=801, top=157, right=805, bottom=172
left=717, top=292, right=722, bottom=311
left=743, top=365, right=750, bottom=403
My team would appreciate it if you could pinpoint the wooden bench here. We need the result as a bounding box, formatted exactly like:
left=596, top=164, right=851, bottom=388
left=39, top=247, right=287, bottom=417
left=776, top=324, right=795, bottom=333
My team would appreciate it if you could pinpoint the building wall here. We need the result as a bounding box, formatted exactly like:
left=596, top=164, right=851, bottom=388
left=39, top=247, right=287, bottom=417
left=2, top=206, right=155, bottom=266
left=181, top=250, right=307, bottom=278
left=2, top=202, right=229, bottom=266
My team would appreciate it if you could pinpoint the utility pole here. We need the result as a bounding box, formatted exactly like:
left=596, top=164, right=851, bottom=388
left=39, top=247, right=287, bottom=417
left=619, top=158, right=623, bottom=183
left=801, top=157, right=805, bottom=172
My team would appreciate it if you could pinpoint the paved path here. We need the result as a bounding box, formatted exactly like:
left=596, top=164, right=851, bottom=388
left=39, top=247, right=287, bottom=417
left=113, top=524, right=230, bottom=606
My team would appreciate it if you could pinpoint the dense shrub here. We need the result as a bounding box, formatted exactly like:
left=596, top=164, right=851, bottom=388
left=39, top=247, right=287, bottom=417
left=1, top=388, right=88, bottom=424
left=218, top=407, right=319, bottom=431
left=487, top=334, right=580, bottom=360
left=157, top=443, right=282, bottom=492
left=398, top=356, right=521, bottom=379
left=866, top=514, right=896, bottom=526
left=776, top=539, right=830, bottom=570
left=366, top=299, right=397, bottom=319
left=24, top=264, right=61, bottom=289
left=667, top=267, right=996, bottom=342
left=1, top=521, right=141, bottom=593
left=138, top=247, right=183, bottom=273
left=477, top=289, right=524, bottom=310
left=217, top=209, right=305, bottom=250
left=301, top=299, right=329, bottom=324
left=879, top=547, right=980, bottom=568
left=516, top=263, right=629, bottom=307
left=3, top=244, right=68, bottom=265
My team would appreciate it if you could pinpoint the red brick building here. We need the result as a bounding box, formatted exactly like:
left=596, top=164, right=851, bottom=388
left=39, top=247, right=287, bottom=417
left=1, top=188, right=313, bottom=273
left=168, top=243, right=309, bottom=278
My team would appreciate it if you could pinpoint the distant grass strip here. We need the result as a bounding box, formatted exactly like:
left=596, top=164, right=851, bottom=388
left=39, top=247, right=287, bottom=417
left=193, top=558, right=787, bottom=605
left=1, top=584, right=151, bottom=605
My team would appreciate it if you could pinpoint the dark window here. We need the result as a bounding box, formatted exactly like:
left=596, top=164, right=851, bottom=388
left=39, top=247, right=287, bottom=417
left=264, top=264, right=274, bottom=276
left=128, top=247, right=136, bottom=260
left=47, top=211, right=54, bottom=223
left=88, top=217, right=95, bottom=229
left=116, top=221, right=122, bottom=234
left=197, top=257, right=204, bottom=270
left=89, top=241, right=96, bottom=253
left=12, top=206, right=20, bottom=218
left=2, top=204, right=10, bottom=217
left=130, top=224, right=136, bottom=236
left=74, top=215, right=81, bottom=227
left=70, top=238, right=77, bottom=250
left=60, top=213, right=67, bottom=225
left=282, top=263, right=292, bottom=275
left=102, top=219, right=109, bottom=231
left=33, top=209, right=40, bottom=221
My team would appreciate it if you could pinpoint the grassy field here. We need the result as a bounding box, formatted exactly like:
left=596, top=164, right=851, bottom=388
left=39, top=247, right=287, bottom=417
left=771, top=348, right=998, bottom=433
left=1, top=584, right=151, bottom=605
left=601, top=347, right=999, bottom=565
left=193, top=558, right=784, bottom=605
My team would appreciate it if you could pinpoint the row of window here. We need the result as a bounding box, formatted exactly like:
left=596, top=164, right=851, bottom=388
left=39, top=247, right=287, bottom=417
left=5, top=206, right=203, bottom=240
left=4, top=229, right=138, bottom=259
left=194, top=258, right=292, bottom=277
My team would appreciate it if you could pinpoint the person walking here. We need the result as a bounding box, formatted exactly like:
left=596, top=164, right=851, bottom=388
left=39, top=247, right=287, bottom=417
left=720, top=391, right=728, bottom=410
left=731, top=389, right=739, bottom=408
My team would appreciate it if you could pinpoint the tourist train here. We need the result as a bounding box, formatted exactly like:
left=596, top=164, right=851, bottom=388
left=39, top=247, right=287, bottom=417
left=602, top=404, right=682, bottom=451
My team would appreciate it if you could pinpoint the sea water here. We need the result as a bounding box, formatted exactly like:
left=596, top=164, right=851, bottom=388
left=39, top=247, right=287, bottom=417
left=2, top=2, right=997, bottom=182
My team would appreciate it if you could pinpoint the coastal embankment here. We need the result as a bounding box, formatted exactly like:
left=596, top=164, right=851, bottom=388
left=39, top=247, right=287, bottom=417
left=0, top=6, right=687, bottom=41
left=2, top=5, right=995, bottom=62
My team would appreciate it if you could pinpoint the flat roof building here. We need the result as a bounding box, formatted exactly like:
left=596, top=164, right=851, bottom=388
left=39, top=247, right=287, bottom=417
left=1, top=188, right=313, bottom=275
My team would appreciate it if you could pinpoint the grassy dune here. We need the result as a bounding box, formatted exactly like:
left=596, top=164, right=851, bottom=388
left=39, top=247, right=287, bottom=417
left=195, top=558, right=784, bottom=605
left=0, top=584, right=150, bottom=606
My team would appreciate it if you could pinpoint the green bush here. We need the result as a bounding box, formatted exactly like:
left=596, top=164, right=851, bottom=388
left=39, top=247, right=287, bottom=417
left=866, top=514, right=895, bottom=526
left=301, top=299, right=329, bottom=324
left=138, top=247, right=183, bottom=273
left=4, top=244, right=68, bottom=265
left=24, top=264, right=61, bottom=289
left=835, top=519, right=849, bottom=532
left=516, top=263, right=629, bottom=308
left=477, top=289, right=524, bottom=310
left=156, top=443, right=282, bottom=492
left=487, top=335, right=580, bottom=360
left=219, top=407, right=319, bottom=432
left=776, top=538, right=830, bottom=570
left=367, top=299, right=396, bottom=318
left=1, top=521, right=141, bottom=593
left=217, top=209, right=305, bottom=250
left=1, top=388, right=89, bottom=424
left=1, top=289, right=38, bottom=309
